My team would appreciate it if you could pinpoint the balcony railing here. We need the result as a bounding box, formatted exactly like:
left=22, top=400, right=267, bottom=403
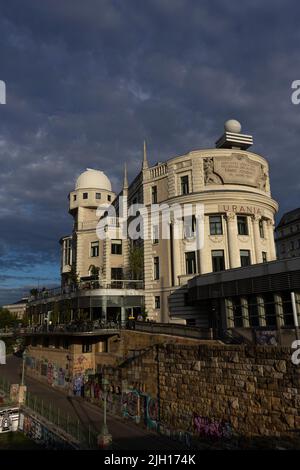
left=29, top=279, right=144, bottom=301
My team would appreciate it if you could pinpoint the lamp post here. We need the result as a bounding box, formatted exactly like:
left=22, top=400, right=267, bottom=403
left=66, top=354, right=73, bottom=397
left=21, top=349, right=27, bottom=386
left=291, top=292, right=299, bottom=341
left=98, top=377, right=112, bottom=448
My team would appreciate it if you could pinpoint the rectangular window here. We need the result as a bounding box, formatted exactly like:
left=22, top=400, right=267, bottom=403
left=96, top=192, right=101, bottom=200
left=107, top=194, right=111, bottom=202
left=259, top=219, right=264, bottom=238
left=73, top=195, right=77, bottom=201
left=154, top=296, right=161, bottom=309
left=153, top=257, right=160, bottom=280
left=151, top=186, right=158, bottom=204
left=209, top=215, right=223, bottom=235
left=212, top=250, right=225, bottom=272
left=63, top=238, right=72, bottom=265
left=184, top=215, right=196, bottom=239
left=83, top=192, right=88, bottom=199
left=111, top=240, right=122, bottom=255
left=185, top=251, right=196, bottom=275
left=152, top=224, right=159, bottom=244
left=82, top=340, right=92, bottom=354
left=240, top=250, right=251, bottom=267
left=111, top=267, right=123, bottom=280
left=91, top=241, right=99, bottom=257
left=262, top=251, right=267, bottom=263
left=181, top=175, right=189, bottom=195
left=237, top=216, right=248, bottom=235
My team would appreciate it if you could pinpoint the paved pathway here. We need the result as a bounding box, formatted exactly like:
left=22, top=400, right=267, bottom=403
left=0, top=355, right=186, bottom=451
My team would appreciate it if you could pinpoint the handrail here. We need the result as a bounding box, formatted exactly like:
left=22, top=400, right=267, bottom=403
left=29, top=279, right=144, bottom=301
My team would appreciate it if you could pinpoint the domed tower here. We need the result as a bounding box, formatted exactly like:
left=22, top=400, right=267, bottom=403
left=65, top=168, right=115, bottom=282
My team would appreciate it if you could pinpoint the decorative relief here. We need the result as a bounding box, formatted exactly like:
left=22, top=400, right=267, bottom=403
left=208, top=235, right=223, bottom=244
left=203, top=157, right=223, bottom=184
left=225, top=212, right=236, bottom=222
left=237, top=235, right=249, bottom=243
left=203, top=154, right=268, bottom=190
left=176, top=160, right=191, bottom=170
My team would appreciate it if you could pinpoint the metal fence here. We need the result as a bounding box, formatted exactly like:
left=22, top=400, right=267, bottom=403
left=24, top=390, right=98, bottom=448
left=0, top=376, right=98, bottom=448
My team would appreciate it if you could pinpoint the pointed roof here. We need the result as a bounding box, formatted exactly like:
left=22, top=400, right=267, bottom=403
left=123, top=162, right=128, bottom=190
left=142, top=140, right=149, bottom=170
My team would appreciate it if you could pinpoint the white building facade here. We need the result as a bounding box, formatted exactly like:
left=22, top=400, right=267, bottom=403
left=58, top=120, right=278, bottom=324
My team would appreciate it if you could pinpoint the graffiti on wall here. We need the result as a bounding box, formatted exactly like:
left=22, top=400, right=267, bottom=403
left=122, top=389, right=139, bottom=420
left=9, top=384, right=19, bottom=403
left=255, top=330, right=278, bottom=346
left=19, top=412, right=74, bottom=449
left=145, top=396, right=158, bottom=430
left=194, top=415, right=232, bottom=439
left=26, top=356, right=67, bottom=388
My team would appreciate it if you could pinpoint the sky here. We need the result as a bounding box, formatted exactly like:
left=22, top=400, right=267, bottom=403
left=0, top=0, right=300, bottom=305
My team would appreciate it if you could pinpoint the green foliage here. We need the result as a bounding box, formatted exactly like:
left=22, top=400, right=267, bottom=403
left=51, top=302, right=60, bottom=324
left=89, top=265, right=99, bottom=277
left=66, top=264, right=79, bottom=287
left=0, top=308, right=18, bottom=329
left=128, top=245, right=144, bottom=280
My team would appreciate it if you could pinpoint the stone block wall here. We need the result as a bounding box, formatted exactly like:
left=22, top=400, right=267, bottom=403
left=101, top=343, right=300, bottom=441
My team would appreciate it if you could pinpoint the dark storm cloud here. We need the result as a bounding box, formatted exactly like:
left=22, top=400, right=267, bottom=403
left=0, top=0, right=300, bottom=303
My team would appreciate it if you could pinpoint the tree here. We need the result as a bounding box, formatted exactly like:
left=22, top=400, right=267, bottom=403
left=128, top=245, right=144, bottom=280
left=89, top=265, right=100, bottom=278
left=0, top=308, right=18, bottom=329
left=66, top=264, right=79, bottom=287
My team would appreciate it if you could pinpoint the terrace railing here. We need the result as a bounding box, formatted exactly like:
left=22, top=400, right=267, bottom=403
left=29, top=279, right=144, bottom=301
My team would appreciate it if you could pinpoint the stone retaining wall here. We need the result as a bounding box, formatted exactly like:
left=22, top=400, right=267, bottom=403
left=101, top=344, right=300, bottom=443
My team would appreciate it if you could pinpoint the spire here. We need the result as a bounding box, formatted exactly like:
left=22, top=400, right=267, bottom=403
left=123, top=162, right=128, bottom=190
left=142, top=139, right=149, bottom=170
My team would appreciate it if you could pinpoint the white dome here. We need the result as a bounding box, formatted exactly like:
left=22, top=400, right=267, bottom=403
left=75, top=168, right=112, bottom=191
left=224, top=119, right=242, bottom=133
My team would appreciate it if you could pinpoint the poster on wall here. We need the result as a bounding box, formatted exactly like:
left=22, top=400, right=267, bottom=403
left=0, top=408, right=19, bottom=433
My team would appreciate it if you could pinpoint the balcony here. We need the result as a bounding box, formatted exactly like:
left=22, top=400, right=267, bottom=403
left=29, top=279, right=144, bottom=302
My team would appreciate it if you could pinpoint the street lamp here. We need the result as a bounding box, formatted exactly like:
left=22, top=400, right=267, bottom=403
left=98, top=377, right=112, bottom=448
left=21, top=349, right=27, bottom=386
left=66, top=354, right=73, bottom=397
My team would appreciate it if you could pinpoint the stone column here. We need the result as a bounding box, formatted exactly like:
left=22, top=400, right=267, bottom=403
left=225, top=298, right=234, bottom=328
left=102, top=296, right=107, bottom=323
left=199, top=215, right=211, bottom=274
left=241, top=297, right=250, bottom=327
left=274, top=293, right=284, bottom=328
left=257, top=295, right=266, bottom=327
left=252, top=215, right=262, bottom=264
left=172, top=219, right=182, bottom=285
left=104, top=238, right=111, bottom=285
left=266, top=219, right=277, bottom=260
left=225, top=212, right=240, bottom=269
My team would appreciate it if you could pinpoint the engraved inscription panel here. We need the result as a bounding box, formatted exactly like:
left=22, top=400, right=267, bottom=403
left=213, top=154, right=262, bottom=187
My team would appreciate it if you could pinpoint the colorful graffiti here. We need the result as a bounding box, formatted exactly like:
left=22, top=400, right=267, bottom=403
left=146, top=396, right=158, bottom=430
left=122, top=390, right=139, bottom=421
left=255, top=330, right=278, bottom=346
left=19, top=412, right=74, bottom=449
left=194, top=415, right=232, bottom=439
left=26, top=356, right=67, bottom=388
